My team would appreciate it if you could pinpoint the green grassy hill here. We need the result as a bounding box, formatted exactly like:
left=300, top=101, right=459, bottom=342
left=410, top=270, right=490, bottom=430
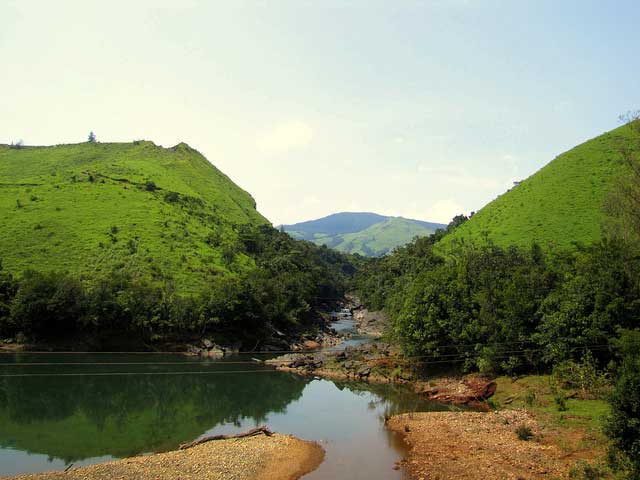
left=285, top=213, right=444, bottom=256
left=0, top=141, right=268, bottom=292
left=332, top=217, right=439, bottom=256
left=440, top=124, right=634, bottom=250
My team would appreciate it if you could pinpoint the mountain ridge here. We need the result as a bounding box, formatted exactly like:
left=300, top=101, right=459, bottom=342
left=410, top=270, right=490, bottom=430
left=282, top=212, right=446, bottom=256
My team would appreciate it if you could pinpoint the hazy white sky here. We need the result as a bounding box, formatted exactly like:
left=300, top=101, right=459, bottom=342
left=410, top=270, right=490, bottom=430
left=2, top=0, right=639, bottom=225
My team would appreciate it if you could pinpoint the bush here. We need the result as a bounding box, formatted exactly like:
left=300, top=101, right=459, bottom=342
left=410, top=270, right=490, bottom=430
left=552, top=352, right=609, bottom=399
left=569, top=460, right=608, bottom=480
left=525, top=389, right=536, bottom=406
left=515, top=425, right=533, bottom=441
left=164, top=191, right=180, bottom=203
left=605, top=353, right=640, bottom=478
left=554, top=395, right=568, bottom=412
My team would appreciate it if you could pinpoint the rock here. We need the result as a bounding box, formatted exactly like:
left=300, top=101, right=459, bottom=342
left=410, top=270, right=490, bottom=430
left=202, top=338, right=214, bottom=349
left=357, top=366, right=371, bottom=378
left=303, top=340, right=321, bottom=349
left=3, top=338, right=14, bottom=344
left=290, top=358, right=307, bottom=368
left=343, top=361, right=355, bottom=370
left=336, top=351, right=347, bottom=360
left=186, top=344, right=202, bottom=355
left=422, top=388, right=439, bottom=396
left=204, top=348, right=224, bottom=358
left=287, top=355, right=322, bottom=370
left=462, top=377, right=498, bottom=400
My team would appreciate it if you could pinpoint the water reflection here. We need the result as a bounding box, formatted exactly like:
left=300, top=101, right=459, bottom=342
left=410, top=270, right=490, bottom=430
left=0, top=354, right=307, bottom=466
left=0, top=354, right=449, bottom=479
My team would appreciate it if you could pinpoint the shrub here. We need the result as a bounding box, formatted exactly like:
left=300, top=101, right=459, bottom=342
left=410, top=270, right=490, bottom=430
left=554, top=394, right=568, bottom=412
left=552, top=352, right=609, bottom=399
left=515, top=425, right=533, bottom=441
left=569, top=461, right=608, bottom=480
left=605, top=354, right=640, bottom=478
left=525, top=389, right=536, bottom=406
left=164, top=191, right=180, bottom=203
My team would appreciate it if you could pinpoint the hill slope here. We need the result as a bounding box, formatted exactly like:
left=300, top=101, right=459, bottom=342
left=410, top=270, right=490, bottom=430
left=283, top=212, right=445, bottom=256
left=441, top=124, right=634, bottom=250
left=0, top=141, right=268, bottom=292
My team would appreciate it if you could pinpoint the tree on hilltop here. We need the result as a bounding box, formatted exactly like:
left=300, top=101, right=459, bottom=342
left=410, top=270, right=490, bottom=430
left=88, top=131, right=97, bottom=143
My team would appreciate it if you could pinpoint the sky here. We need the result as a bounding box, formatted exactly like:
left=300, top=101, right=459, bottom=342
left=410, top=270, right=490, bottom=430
left=1, top=0, right=639, bottom=225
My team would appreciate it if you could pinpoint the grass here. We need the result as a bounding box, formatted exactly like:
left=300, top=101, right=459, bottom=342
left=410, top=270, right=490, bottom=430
left=439, top=123, right=636, bottom=251
left=492, top=375, right=610, bottom=457
left=0, top=141, right=268, bottom=292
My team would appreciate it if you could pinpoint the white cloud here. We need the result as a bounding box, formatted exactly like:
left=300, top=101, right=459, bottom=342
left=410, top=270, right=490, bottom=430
left=257, top=121, right=314, bottom=152
left=424, top=199, right=465, bottom=224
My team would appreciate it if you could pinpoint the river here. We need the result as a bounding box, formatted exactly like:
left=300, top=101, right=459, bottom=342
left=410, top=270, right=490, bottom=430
left=0, top=321, right=451, bottom=479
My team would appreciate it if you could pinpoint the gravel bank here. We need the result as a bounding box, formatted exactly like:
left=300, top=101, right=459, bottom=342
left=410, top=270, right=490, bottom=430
left=388, top=410, right=577, bottom=479
left=7, top=434, right=324, bottom=480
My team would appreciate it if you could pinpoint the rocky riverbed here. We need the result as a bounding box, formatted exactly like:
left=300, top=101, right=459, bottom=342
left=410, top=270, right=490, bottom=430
left=270, top=341, right=497, bottom=409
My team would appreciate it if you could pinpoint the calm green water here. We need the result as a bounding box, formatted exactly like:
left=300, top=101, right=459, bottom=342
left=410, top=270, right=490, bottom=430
left=0, top=352, right=449, bottom=479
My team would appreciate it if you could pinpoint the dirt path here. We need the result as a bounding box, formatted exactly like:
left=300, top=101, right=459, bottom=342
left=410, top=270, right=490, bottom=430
left=388, top=410, right=578, bottom=479
left=6, top=434, right=324, bottom=480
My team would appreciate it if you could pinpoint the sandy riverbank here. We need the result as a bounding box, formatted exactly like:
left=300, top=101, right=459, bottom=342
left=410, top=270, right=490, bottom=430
left=6, top=434, right=324, bottom=480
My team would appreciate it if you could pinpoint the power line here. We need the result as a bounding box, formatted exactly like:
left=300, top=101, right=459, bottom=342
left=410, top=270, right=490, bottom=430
left=0, top=338, right=623, bottom=358
left=0, top=369, right=284, bottom=378
left=0, top=344, right=618, bottom=374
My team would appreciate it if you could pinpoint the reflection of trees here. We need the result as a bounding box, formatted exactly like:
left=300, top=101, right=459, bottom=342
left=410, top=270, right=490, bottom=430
left=331, top=380, right=453, bottom=420
left=0, top=368, right=307, bottom=462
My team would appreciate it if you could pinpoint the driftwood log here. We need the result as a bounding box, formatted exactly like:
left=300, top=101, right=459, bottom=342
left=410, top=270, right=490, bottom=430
left=179, top=426, right=274, bottom=450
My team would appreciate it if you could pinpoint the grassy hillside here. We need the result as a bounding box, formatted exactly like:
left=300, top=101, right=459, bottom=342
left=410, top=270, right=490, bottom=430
left=0, top=141, right=268, bottom=292
left=440, top=124, right=634, bottom=250
left=333, top=217, right=439, bottom=256
left=284, top=213, right=444, bottom=256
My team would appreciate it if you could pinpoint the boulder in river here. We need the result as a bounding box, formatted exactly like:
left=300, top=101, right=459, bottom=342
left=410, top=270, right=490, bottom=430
left=187, top=344, right=202, bottom=355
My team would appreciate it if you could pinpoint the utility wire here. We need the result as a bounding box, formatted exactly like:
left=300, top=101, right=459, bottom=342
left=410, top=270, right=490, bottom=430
left=0, top=339, right=622, bottom=356
left=0, top=344, right=616, bottom=367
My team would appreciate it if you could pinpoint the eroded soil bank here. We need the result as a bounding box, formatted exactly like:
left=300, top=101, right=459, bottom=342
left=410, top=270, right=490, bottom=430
left=6, top=434, right=324, bottom=480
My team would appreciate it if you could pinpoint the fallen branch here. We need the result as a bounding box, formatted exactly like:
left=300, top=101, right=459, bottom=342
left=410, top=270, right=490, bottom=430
left=179, top=426, right=274, bottom=450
